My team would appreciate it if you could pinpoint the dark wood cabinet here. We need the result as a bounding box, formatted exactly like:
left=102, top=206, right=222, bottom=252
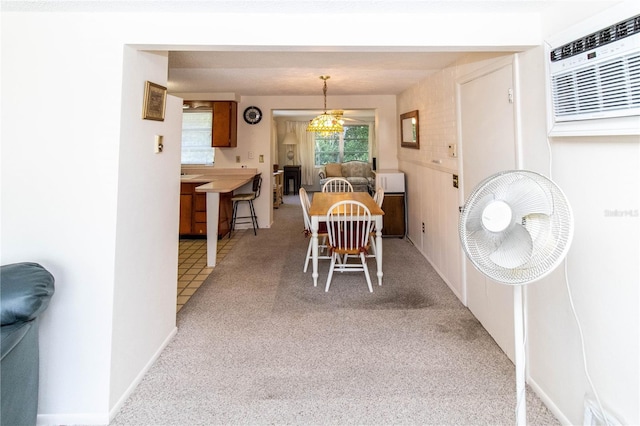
left=212, top=101, right=237, bottom=148
left=217, top=192, right=233, bottom=239
left=179, top=183, right=233, bottom=238
left=179, top=191, right=194, bottom=235
left=381, top=193, right=406, bottom=237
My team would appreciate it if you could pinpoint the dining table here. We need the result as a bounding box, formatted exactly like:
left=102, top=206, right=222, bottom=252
left=308, top=191, right=385, bottom=287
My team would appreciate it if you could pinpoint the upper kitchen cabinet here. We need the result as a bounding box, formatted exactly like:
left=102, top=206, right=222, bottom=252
left=183, top=100, right=237, bottom=149
left=212, top=101, right=237, bottom=148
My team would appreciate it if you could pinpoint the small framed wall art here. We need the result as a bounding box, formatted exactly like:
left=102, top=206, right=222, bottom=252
left=142, top=81, right=167, bottom=121
left=400, top=110, right=419, bottom=149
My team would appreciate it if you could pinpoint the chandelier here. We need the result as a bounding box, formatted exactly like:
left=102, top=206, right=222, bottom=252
left=306, top=76, right=344, bottom=134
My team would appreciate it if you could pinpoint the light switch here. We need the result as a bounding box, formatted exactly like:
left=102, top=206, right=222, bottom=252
left=236, top=155, right=241, bottom=163
left=154, top=135, right=163, bottom=153
left=248, top=151, right=254, bottom=159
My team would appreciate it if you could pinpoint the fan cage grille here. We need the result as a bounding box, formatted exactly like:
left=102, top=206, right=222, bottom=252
left=459, top=171, right=574, bottom=285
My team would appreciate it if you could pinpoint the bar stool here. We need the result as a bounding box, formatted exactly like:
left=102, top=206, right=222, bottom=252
left=230, top=173, right=262, bottom=237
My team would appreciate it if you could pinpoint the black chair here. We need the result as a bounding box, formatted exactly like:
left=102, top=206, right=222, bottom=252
left=1, top=262, right=55, bottom=426
left=230, top=173, right=262, bottom=236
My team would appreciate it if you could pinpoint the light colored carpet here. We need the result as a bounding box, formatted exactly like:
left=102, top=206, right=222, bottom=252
left=110, top=195, right=559, bottom=425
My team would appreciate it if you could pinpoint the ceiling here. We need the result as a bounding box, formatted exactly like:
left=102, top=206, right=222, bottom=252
left=167, top=50, right=468, bottom=97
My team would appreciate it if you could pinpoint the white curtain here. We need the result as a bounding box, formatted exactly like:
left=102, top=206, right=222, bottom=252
left=285, top=121, right=316, bottom=186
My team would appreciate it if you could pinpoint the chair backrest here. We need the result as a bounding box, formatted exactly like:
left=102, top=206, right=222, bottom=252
left=322, top=177, right=353, bottom=193
left=299, top=187, right=312, bottom=230
left=252, top=173, right=262, bottom=197
left=326, top=200, right=373, bottom=253
left=373, top=187, right=385, bottom=207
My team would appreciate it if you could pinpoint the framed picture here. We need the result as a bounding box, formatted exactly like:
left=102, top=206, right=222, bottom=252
left=400, top=110, right=419, bottom=149
left=142, top=81, right=167, bottom=121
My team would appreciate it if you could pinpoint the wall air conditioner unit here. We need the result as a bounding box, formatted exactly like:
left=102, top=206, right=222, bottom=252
left=549, top=14, right=640, bottom=123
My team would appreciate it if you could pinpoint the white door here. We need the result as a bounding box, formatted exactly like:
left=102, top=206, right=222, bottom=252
left=460, top=62, right=517, bottom=361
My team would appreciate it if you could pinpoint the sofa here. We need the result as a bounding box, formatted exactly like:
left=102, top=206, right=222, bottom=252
left=318, top=161, right=374, bottom=192
left=1, top=262, right=55, bottom=426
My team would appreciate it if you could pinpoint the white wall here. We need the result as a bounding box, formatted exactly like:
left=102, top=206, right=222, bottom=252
left=1, top=4, right=618, bottom=425
left=1, top=13, right=123, bottom=423
left=397, top=2, right=639, bottom=424
left=110, top=48, right=181, bottom=414
left=1, top=14, right=183, bottom=424
left=527, top=3, right=640, bottom=424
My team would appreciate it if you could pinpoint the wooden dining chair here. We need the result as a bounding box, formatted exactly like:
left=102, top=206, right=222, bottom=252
left=299, top=188, right=329, bottom=274
left=325, top=200, right=374, bottom=292
left=322, top=177, right=353, bottom=193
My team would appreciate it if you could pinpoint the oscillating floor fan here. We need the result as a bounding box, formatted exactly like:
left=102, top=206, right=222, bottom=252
left=459, top=170, right=574, bottom=425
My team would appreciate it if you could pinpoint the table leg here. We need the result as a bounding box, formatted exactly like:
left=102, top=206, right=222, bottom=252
left=375, top=216, right=383, bottom=286
left=205, top=192, right=221, bottom=267
left=311, top=216, right=319, bottom=287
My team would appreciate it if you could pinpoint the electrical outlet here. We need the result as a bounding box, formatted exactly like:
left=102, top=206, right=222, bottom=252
left=259, top=154, right=264, bottom=163
left=453, top=174, right=459, bottom=188
left=448, top=143, right=457, bottom=158
left=248, top=151, right=254, bottom=159
left=422, top=222, right=425, bottom=233
left=236, top=155, right=240, bottom=163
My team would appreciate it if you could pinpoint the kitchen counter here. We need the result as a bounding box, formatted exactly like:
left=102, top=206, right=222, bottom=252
left=194, top=176, right=255, bottom=194
left=181, top=167, right=258, bottom=187
left=181, top=168, right=258, bottom=267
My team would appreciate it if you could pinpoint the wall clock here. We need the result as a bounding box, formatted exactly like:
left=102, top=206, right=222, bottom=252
left=243, top=106, right=262, bottom=124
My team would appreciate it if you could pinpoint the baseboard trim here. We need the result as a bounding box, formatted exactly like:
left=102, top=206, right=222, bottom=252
left=108, top=326, right=178, bottom=422
left=36, top=327, right=178, bottom=425
left=528, top=377, right=572, bottom=425
left=407, top=236, right=465, bottom=304
left=38, top=412, right=110, bottom=426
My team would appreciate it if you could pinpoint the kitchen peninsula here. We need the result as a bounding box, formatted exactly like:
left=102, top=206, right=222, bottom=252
left=181, top=168, right=258, bottom=267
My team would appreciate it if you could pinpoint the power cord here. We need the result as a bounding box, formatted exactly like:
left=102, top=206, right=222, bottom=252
left=547, top=135, right=609, bottom=426
left=564, top=257, right=610, bottom=426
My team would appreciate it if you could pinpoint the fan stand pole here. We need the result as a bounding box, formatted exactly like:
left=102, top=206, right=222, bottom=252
left=514, top=285, right=527, bottom=425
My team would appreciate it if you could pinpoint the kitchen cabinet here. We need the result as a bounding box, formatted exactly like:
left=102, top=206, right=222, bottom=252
left=180, top=183, right=232, bottom=238
left=381, top=193, right=406, bottom=237
left=217, top=192, right=233, bottom=238
left=212, top=101, right=237, bottom=148
left=182, top=100, right=237, bottom=148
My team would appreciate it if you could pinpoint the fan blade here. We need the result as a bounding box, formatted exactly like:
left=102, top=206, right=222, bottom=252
left=489, top=224, right=533, bottom=268
left=464, top=194, right=495, bottom=232
left=508, top=177, right=553, bottom=219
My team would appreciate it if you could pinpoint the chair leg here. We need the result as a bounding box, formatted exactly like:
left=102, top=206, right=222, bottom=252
left=304, top=238, right=312, bottom=273
left=248, top=200, right=257, bottom=235
left=325, top=254, right=337, bottom=292
left=360, top=252, right=373, bottom=292
left=230, top=201, right=239, bottom=238
left=369, top=234, right=377, bottom=256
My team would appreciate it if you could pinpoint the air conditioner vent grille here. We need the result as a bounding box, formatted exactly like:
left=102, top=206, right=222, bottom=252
left=551, top=51, right=640, bottom=118
left=550, top=15, right=640, bottom=62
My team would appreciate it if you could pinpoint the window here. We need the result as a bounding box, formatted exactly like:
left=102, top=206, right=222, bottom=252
left=181, top=109, right=215, bottom=164
left=314, top=125, right=369, bottom=166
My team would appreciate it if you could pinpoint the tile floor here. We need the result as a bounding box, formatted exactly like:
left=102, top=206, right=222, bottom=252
left=177, top=230, right=246, bottom=312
